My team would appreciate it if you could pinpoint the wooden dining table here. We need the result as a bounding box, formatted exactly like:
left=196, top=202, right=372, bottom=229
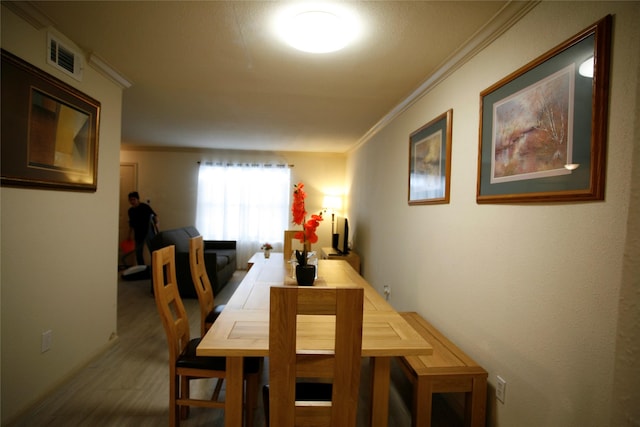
left=197, top=254, right=433, bottom=427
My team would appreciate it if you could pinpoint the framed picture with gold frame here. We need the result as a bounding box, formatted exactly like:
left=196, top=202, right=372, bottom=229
left=408, top=109, right=453, bottom=205
left=1, top=49, right=101, bottom=192
left=476, top=15, right=611, bottom=203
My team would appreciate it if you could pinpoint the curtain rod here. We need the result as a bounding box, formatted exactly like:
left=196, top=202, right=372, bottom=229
left=197, top=161, right=294, bottom=168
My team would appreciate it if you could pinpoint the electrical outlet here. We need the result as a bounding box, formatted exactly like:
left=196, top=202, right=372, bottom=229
left=383, top=285, right=391, bottom=300
left=41, top=330, right=53, bottom=353
left=496, top=375, right=506, bottom=403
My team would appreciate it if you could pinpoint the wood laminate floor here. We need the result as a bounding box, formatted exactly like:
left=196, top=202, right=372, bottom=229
left=10, top=270, right=462, bottom=427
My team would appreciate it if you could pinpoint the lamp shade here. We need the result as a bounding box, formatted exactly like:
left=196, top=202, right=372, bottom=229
left=323, top=195, right=342, bottom=212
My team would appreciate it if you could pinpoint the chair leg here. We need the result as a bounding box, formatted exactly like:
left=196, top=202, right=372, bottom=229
left=170, top=373, right=179, bottom=427
left=180, top=376, right=190, bottom=420
left=212, top=378, right=224, bottom=401
left=245, top=374, right=259, bottom=427
left=262, top=385, right=270, bottom=427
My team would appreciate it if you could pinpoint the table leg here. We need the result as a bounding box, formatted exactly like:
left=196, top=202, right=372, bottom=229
left=369, top=356, right=391, bottom=427
left=413, top=377, right=432, bottom=427
left=468, top=375, right=488, bottom=427
left=225, top=356, right=244, bottom=427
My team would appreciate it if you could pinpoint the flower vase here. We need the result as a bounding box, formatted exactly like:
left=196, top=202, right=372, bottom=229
left=295, top=264, right=316, bottom=286
left=308, top=251, right=318, bottom=279
left=264, top=249, right=271, bottom=259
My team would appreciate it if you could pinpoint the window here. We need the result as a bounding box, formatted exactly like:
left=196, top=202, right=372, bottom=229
left=195, top=162, right=291, bottom=267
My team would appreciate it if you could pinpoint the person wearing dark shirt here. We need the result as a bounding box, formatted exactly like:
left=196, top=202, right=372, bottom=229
left=127, top=191, right=159, bottom=265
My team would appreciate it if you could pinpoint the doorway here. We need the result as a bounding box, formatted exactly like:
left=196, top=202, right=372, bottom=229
left=119, top=163, right=137, bottom=269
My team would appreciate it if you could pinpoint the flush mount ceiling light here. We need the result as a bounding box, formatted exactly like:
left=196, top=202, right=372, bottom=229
left=274, top=3, right=361, bottom=53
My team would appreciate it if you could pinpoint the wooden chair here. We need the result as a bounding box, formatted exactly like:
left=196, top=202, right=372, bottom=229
left=263, top=286, right=364, bottom=427
left=189, top=236, right=225, bottom=336
left=152, top=245, right=259, bottom=427
left=283, top=230, right=310, bottom=261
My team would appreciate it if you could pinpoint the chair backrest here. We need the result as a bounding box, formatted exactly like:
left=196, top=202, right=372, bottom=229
left=283, top=230, right=310, bottom=261
left=189, top=235, right=214, bottom=336
left=268, top=286, right=364, bottom=427
left=152, top=245, right=190, bottom=364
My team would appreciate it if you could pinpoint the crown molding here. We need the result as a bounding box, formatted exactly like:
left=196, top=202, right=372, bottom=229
left=350, top=0, right=540, bottom=153
left=4, top=1, right=133, bottom=89
left=2, top=1, right=53, bottom=29
left=88, top=53, right=133, bottom=89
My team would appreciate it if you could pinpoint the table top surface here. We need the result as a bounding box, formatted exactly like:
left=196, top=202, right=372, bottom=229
left=247, top=251, right=285, bottom=264
left=197, top=257, right=433, bottom=357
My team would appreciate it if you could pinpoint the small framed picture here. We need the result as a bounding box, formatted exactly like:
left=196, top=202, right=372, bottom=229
left=408, top=109, right=453, bottom=205
left=476, top=15, right=611, bottom=203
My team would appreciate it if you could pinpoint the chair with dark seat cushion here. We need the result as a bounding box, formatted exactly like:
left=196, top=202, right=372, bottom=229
left=152, top=245, right=259, bottom=427
left=189, top=235, right=226, bottom=336
left=263, top=285, right=364, bottom=427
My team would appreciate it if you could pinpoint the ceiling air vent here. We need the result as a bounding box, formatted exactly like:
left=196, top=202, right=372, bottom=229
left=47, top=33, right=83, bottom=81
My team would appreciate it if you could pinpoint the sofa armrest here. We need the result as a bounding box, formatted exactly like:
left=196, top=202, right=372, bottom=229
left=204, top=240, right=237, bottom=250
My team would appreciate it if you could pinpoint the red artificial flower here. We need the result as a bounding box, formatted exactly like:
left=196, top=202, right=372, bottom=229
left=291, top=182, right=307, bottom=225
left=290, top=182, right=323, bottom=248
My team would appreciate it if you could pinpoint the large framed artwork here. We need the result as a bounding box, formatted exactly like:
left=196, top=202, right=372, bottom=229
left=408, top=109, right=453, bottom=205
left=1, top=49, right=101, bottom=192
left=476, top=15, right=611, bottom=203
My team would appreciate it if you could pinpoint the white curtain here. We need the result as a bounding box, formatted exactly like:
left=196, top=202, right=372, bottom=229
left=195, top=162, right=291, bottom=267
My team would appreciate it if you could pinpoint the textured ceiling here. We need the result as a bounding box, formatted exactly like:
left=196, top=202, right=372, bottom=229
left=19, top=1, right=514, bottom=153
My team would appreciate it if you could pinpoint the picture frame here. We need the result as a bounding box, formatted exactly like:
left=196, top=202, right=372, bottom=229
left=476, top=15, right=611, bottom=203
left=408, top=109, right=453, bottom=205
left=1, top=49, right=101, bottom=192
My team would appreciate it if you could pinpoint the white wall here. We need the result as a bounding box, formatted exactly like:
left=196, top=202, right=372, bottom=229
left=1, top=7, right=122, bottom=424
left=347, top=2, right=639, bottom=426
left=119, top=147, right=346, bottom=256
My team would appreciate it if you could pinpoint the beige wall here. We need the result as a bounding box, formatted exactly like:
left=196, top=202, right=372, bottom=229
left=3, top=1, right=638, bottom=426
left=1, top=7, right=122, bottom=424
left=119, top=147, right=346, bottom=252
left=348, top=2, right=639, bottom=426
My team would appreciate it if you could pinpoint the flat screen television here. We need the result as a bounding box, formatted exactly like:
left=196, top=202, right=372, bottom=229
left=333, top=216, right=349, bottom=254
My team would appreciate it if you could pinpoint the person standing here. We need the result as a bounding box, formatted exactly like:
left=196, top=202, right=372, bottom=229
left=127, top=191, right=159, bottom=265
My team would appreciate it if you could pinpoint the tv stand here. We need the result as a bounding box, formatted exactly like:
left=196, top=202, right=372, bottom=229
left=321, top=247, right=361, bottom=274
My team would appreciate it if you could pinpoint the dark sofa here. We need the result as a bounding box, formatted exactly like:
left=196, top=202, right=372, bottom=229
left=149, top=226, right=236, bottom=298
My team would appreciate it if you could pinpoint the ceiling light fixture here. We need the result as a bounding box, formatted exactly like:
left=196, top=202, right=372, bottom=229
left=274, top=3, right=361, bottom=53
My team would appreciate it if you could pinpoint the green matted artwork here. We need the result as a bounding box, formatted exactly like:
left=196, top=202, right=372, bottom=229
left=476, top=15, right=611, bottom=203
left=408, top=109, right=453, bottom=205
